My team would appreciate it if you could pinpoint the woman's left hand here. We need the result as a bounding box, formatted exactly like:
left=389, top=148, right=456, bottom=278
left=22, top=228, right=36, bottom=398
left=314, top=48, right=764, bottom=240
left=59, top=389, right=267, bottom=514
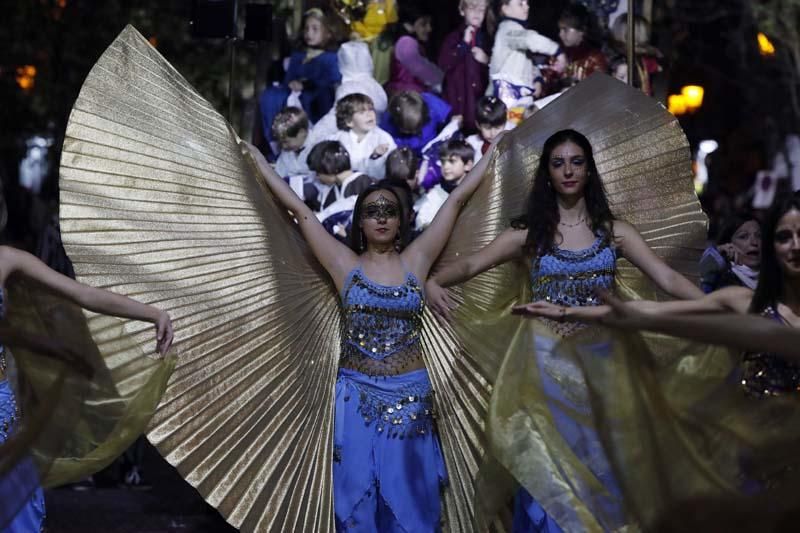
left=512, top=300, right=567, bottom=320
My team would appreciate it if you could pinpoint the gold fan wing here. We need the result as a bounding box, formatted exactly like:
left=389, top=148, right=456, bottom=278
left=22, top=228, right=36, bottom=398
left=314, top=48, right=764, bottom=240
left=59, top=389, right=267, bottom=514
left=424, top=74, right=707, bottom=531
left=59, top=26, right=339, bottom=532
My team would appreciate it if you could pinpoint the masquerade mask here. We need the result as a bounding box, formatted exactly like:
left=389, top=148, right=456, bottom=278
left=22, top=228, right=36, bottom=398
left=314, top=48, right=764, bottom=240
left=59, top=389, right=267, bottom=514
left=360, top=194, right=400, bottom=220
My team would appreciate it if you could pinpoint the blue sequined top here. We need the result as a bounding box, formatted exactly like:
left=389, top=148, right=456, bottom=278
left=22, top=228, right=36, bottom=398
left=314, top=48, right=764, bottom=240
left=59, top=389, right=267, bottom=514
left=339, top=265, right=425, bottom=376
left=530, top=233, right=616, bottom=308
left=741, top=307, right=800, bottom=397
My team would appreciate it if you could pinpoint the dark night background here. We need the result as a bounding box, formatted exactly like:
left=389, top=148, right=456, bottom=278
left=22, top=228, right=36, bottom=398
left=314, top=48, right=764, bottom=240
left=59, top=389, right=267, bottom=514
left=1, top=0, right=798, bottom=530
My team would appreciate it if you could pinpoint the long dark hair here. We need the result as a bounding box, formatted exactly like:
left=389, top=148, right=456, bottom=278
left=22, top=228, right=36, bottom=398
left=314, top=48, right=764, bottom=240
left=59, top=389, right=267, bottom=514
left=749, top=193, right=800, bottom=314
left=349, top=184, right=410, bottom=254
left=558, top=2, right=603, bottom=47
left=515, top=129, right=614, bottom=256
left=716, top=213, right=759, bottom=246
left=376, top=0, right=433, bottom=50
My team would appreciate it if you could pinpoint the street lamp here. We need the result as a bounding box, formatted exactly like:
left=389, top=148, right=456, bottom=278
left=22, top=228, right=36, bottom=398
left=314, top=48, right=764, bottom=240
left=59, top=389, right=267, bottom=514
left=758, top=32, right=776, bottom=56
left=681, top=85, right=704, bottom=110
left=668, top=94, right=687, bottom=115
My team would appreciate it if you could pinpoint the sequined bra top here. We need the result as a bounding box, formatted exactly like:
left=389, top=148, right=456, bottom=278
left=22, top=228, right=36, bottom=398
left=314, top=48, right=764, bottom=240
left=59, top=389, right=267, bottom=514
left=530, top=234, right=616, bottom=335
left=531, top=233, right=616, bottom=306
left=339, top=265, right=425, bottom=376
left=741, top=307, right=800, bottom=397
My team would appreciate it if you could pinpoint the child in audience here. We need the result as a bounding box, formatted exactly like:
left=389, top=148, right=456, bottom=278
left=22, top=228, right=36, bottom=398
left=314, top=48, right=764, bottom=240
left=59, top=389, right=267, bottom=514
left=465, top=95, right=507, bottom=163
left=380, top=91, right=453, bottom=156
left=305, top=41, right=388, bottom=148
left=385, top=146, right=420, bottom=195
left=414, top=139, right=474, bottom=229
left=609, top=14, right=662, bottom=96
left=383, top=2, right=444, bottom=95
left=438, top=0, right=490, bottom=130
left=307, top=141, right=374, bottom=241
left=272, top=107, right=312, bottom=178
left=259, top=8, right=341, bottom=146
left=546, top=2, right=607, bottom=92
left=488, top=0, right=559, bottom=124
left=331, top=93, right=396, bottom=179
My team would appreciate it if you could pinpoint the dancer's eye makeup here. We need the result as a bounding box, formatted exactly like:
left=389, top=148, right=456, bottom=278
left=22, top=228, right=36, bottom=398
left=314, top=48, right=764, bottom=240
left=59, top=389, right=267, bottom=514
left=550, top=156, right=585, bottom=167
left=361, top=196, right=399, bottom=220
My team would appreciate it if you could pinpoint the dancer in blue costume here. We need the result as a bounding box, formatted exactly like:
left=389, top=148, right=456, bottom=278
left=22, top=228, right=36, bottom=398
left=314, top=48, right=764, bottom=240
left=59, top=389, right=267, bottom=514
left=0, top=197, right=174, bottom=531
left=425, top=129, right=704, bottom=531
left=512, top=187, right=800, bottom=532
left=243, top=129, right=501, bottom=532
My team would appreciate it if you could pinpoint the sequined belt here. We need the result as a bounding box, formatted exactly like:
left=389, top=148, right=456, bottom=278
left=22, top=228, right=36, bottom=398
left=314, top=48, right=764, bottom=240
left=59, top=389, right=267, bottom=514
left=335, top=368, right=436, bottom=440
left=533, top=267, right=615, bottom=285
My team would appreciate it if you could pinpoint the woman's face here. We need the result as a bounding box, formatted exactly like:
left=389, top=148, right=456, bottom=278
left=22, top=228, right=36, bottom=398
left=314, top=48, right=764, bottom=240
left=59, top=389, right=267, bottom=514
left=501, top=0, right=529, bottom=21
left=410, top=16, right=433, bottom=43
left=774, top=208, right=800, bottom=280
left=548, top=140, right=588, bottom=198
left=360, top=190, right=401, bottom=246
left=730, top=220, right=761, bottom=269
left=558, top=22, right=585, bottom=47
left=304, top=17, right=327, bottom=48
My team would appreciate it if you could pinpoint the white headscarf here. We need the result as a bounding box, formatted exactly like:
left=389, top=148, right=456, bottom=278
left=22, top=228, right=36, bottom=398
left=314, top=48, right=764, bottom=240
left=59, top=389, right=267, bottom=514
left=335, top=41, right=387, bottom=114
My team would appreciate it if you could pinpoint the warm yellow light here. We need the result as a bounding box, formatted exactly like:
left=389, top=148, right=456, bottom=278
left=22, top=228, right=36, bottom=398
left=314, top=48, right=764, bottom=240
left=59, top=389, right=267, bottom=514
left=681, top=85, right=704, bottom=110
left=148, top=36, right=158, bottom=47
left=15, top=65, right=36, bottom=91
left=668, top=94, right=687, bottom=115
left=16, top=76, right=34, bottom=90
left=758, top=32, right=776, bottom=56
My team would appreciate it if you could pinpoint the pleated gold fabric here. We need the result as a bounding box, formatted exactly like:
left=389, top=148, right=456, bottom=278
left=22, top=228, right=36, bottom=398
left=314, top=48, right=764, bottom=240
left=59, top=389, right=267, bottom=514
left=553, top=325, right=800, bottom=531
left=59, top=26, right=342, bottom=532
left=0, top=281, right=173, bottom=490
left=465, top=75, right=712, bottom=531
left=57, top=25, right=523, bottom=533
left=58, top=27, right=714, bottom=532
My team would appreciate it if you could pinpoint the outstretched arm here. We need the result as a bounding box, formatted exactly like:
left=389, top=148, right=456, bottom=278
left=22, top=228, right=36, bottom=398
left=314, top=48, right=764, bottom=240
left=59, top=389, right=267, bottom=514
left=242, top=142, right=357, bottom=290
left=0, top=246, right=173, bottom=356
left=596, top=290, right=800, bottom=360
left=404, top=133, right=506, bottom=278
left=426, top=227, right=526, bottom=321
left=512, top=285, right=752, bottom=321
left=614, top=220, right=705, bottom=300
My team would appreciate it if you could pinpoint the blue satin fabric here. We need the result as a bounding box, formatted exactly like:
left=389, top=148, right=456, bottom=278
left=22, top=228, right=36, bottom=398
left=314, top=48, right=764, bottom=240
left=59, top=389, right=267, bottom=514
left=1, top=380, right=46, bottom=532
left=333, top=367, right=447, bottom=532
left=513, top=335, right=623, bottom=532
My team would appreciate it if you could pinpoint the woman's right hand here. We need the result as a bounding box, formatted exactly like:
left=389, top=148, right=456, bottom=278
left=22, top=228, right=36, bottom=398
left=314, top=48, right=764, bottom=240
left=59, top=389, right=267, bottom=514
left=717, top=243, right=740, bottom=265
left=426, top=279, right=456, bottom=324
left=154, top=310, right=175, bottom=357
